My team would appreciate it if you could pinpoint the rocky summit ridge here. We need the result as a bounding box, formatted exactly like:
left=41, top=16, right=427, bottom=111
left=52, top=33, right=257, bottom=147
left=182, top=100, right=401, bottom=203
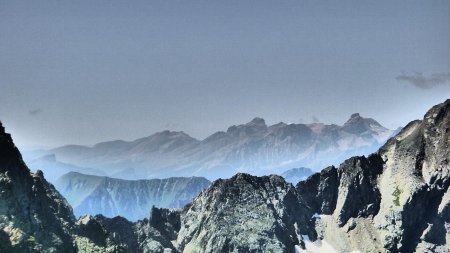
left=0, top=99, right=449, bottom=252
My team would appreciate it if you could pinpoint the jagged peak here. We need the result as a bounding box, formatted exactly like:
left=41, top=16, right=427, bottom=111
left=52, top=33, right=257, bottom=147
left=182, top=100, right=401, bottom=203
left=226, top=117, right=267, bottom=135
left=342, top=112, right=385, bottom=134
left=247, top=117, right=266, bottom=126
left=215, top=173, right=287, bottom=187
left=350, top=113, right=361, bottom=119
left=344, top=113, right=381, bottom=125
left=424, top=98, right=450, bottom=122
left=344, top=113, right=368, bottom=124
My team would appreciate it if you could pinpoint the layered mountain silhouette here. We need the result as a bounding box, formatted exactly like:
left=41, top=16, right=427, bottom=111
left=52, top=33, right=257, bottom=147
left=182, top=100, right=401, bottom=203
left=25, top=114, right=394, bottom=181
left=1, top=99, right=448, bottom=252
left=281, top=167, right=314, bottom=184
left=55, top=172, right=210, bottom=221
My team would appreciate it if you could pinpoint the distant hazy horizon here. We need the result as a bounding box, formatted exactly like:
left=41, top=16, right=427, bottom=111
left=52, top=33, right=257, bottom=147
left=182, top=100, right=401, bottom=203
left=15, top=112, right=398, bottom=150
left=1, top=0, right=449, bottom=147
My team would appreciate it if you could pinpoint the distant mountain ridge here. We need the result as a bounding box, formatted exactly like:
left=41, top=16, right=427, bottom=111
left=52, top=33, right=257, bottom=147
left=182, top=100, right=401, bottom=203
left=28, top=154, right=106, bottom=182
left=25, top=114, right=394, bottom=180
left=55, top=172, right=210, bottom=221
left=281, top=167, right=314, bottom=184
left=1, top=99, right=449, bottom=252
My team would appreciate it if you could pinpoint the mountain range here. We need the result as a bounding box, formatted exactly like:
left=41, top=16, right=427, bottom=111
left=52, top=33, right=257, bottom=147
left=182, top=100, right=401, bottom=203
left=1, top=99, right=448, bottom=252
left=55, top=172, right=210, bottom=221
left=25, top=113, right=395, bottom=181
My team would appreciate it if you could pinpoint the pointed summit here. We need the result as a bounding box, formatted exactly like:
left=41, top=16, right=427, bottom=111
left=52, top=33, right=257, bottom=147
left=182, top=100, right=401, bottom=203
left=247, top=117, right=266, bottom=127
left=226, top=117, right=267, bottom=136
left=350, top=113, right=361, bottom=119
left=343, top=113, right=384, bottom=134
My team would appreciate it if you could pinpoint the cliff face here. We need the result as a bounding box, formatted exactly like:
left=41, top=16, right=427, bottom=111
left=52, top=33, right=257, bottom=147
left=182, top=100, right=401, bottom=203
left=294, top=99, right=450, bottom=252
left=0, top=122, right=176, bottom=253
left=0, top=122, right=76, bottom=252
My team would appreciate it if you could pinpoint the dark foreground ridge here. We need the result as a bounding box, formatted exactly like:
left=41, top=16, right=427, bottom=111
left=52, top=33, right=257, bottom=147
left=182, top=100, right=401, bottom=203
left=0, top=98, right=449, bottom=252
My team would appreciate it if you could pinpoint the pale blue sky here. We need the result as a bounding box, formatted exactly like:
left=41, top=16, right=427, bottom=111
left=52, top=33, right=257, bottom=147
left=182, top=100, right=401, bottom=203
left=1, top=0, right=449, bottom=147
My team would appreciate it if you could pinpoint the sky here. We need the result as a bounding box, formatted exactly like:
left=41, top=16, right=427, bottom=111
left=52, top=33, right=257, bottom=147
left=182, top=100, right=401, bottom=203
left=1, top=0, right=450, bottom=148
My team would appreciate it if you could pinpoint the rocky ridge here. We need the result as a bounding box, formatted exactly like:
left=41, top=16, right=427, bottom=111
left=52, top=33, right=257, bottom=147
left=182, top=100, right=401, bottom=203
left=295, top=99, right=450, bottom=252
left=170, top=99, right=450, bottom=252
left=0, top=121, right=174, bottom=253
left=0, top=99, right=449, bottom=252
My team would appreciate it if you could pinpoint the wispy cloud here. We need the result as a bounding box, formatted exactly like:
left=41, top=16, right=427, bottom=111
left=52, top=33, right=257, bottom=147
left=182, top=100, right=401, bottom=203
left=29, top=108, right=43, bottom=116
left=396, top=71, right=450, bottom=89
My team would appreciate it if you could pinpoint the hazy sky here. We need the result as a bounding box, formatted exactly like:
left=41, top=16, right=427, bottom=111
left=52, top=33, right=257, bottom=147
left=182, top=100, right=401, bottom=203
left=1, top=0, right=450, bottom=148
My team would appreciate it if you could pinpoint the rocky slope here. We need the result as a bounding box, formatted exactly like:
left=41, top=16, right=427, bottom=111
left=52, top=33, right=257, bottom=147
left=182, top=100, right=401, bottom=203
left=25, top=114, right=393, bottom=180
left=0, top=121, right=175, bottom=252
left=296, top=99, right=450, bottom=252
left=0, top=121, right=77, bottom=252
left=175, top=173, right=315, bottom=253
left=55, top=172, right=210, bottom=221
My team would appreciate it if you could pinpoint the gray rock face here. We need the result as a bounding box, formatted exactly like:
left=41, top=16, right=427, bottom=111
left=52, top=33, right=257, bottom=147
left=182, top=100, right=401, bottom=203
left=75, top=213, right=177, bottom=253
left=55, top=172, right=210, bottom=221
left=297, top=166, right=339, bottom=215
left=0, top=121, right=76, bottom=252
left=175, top=173, right=313, bottom=253
left=294, top=99, right=450, bottom=252
left=0, top=121, right=175, bottom=253
left=25, top=114, right=393, bottom=180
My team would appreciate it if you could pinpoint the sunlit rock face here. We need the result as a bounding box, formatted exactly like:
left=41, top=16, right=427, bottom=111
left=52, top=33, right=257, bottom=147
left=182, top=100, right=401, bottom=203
left=176, top=173, right=314, bottom=253
left=294, top=99, right=450, bottom=253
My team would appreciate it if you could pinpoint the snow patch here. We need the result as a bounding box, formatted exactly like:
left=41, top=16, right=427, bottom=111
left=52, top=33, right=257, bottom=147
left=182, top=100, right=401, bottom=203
left=295, top=236, right=362, bottom=253
left=311, top=213, right=321, bottom=219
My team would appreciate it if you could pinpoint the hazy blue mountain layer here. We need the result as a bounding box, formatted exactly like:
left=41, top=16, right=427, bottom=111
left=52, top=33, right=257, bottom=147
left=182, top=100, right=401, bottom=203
left=25, top=114, right=394, bottom=180
left=55, top=172, right=210, bottom=221
left=280, top=167, right=314, bottom=184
